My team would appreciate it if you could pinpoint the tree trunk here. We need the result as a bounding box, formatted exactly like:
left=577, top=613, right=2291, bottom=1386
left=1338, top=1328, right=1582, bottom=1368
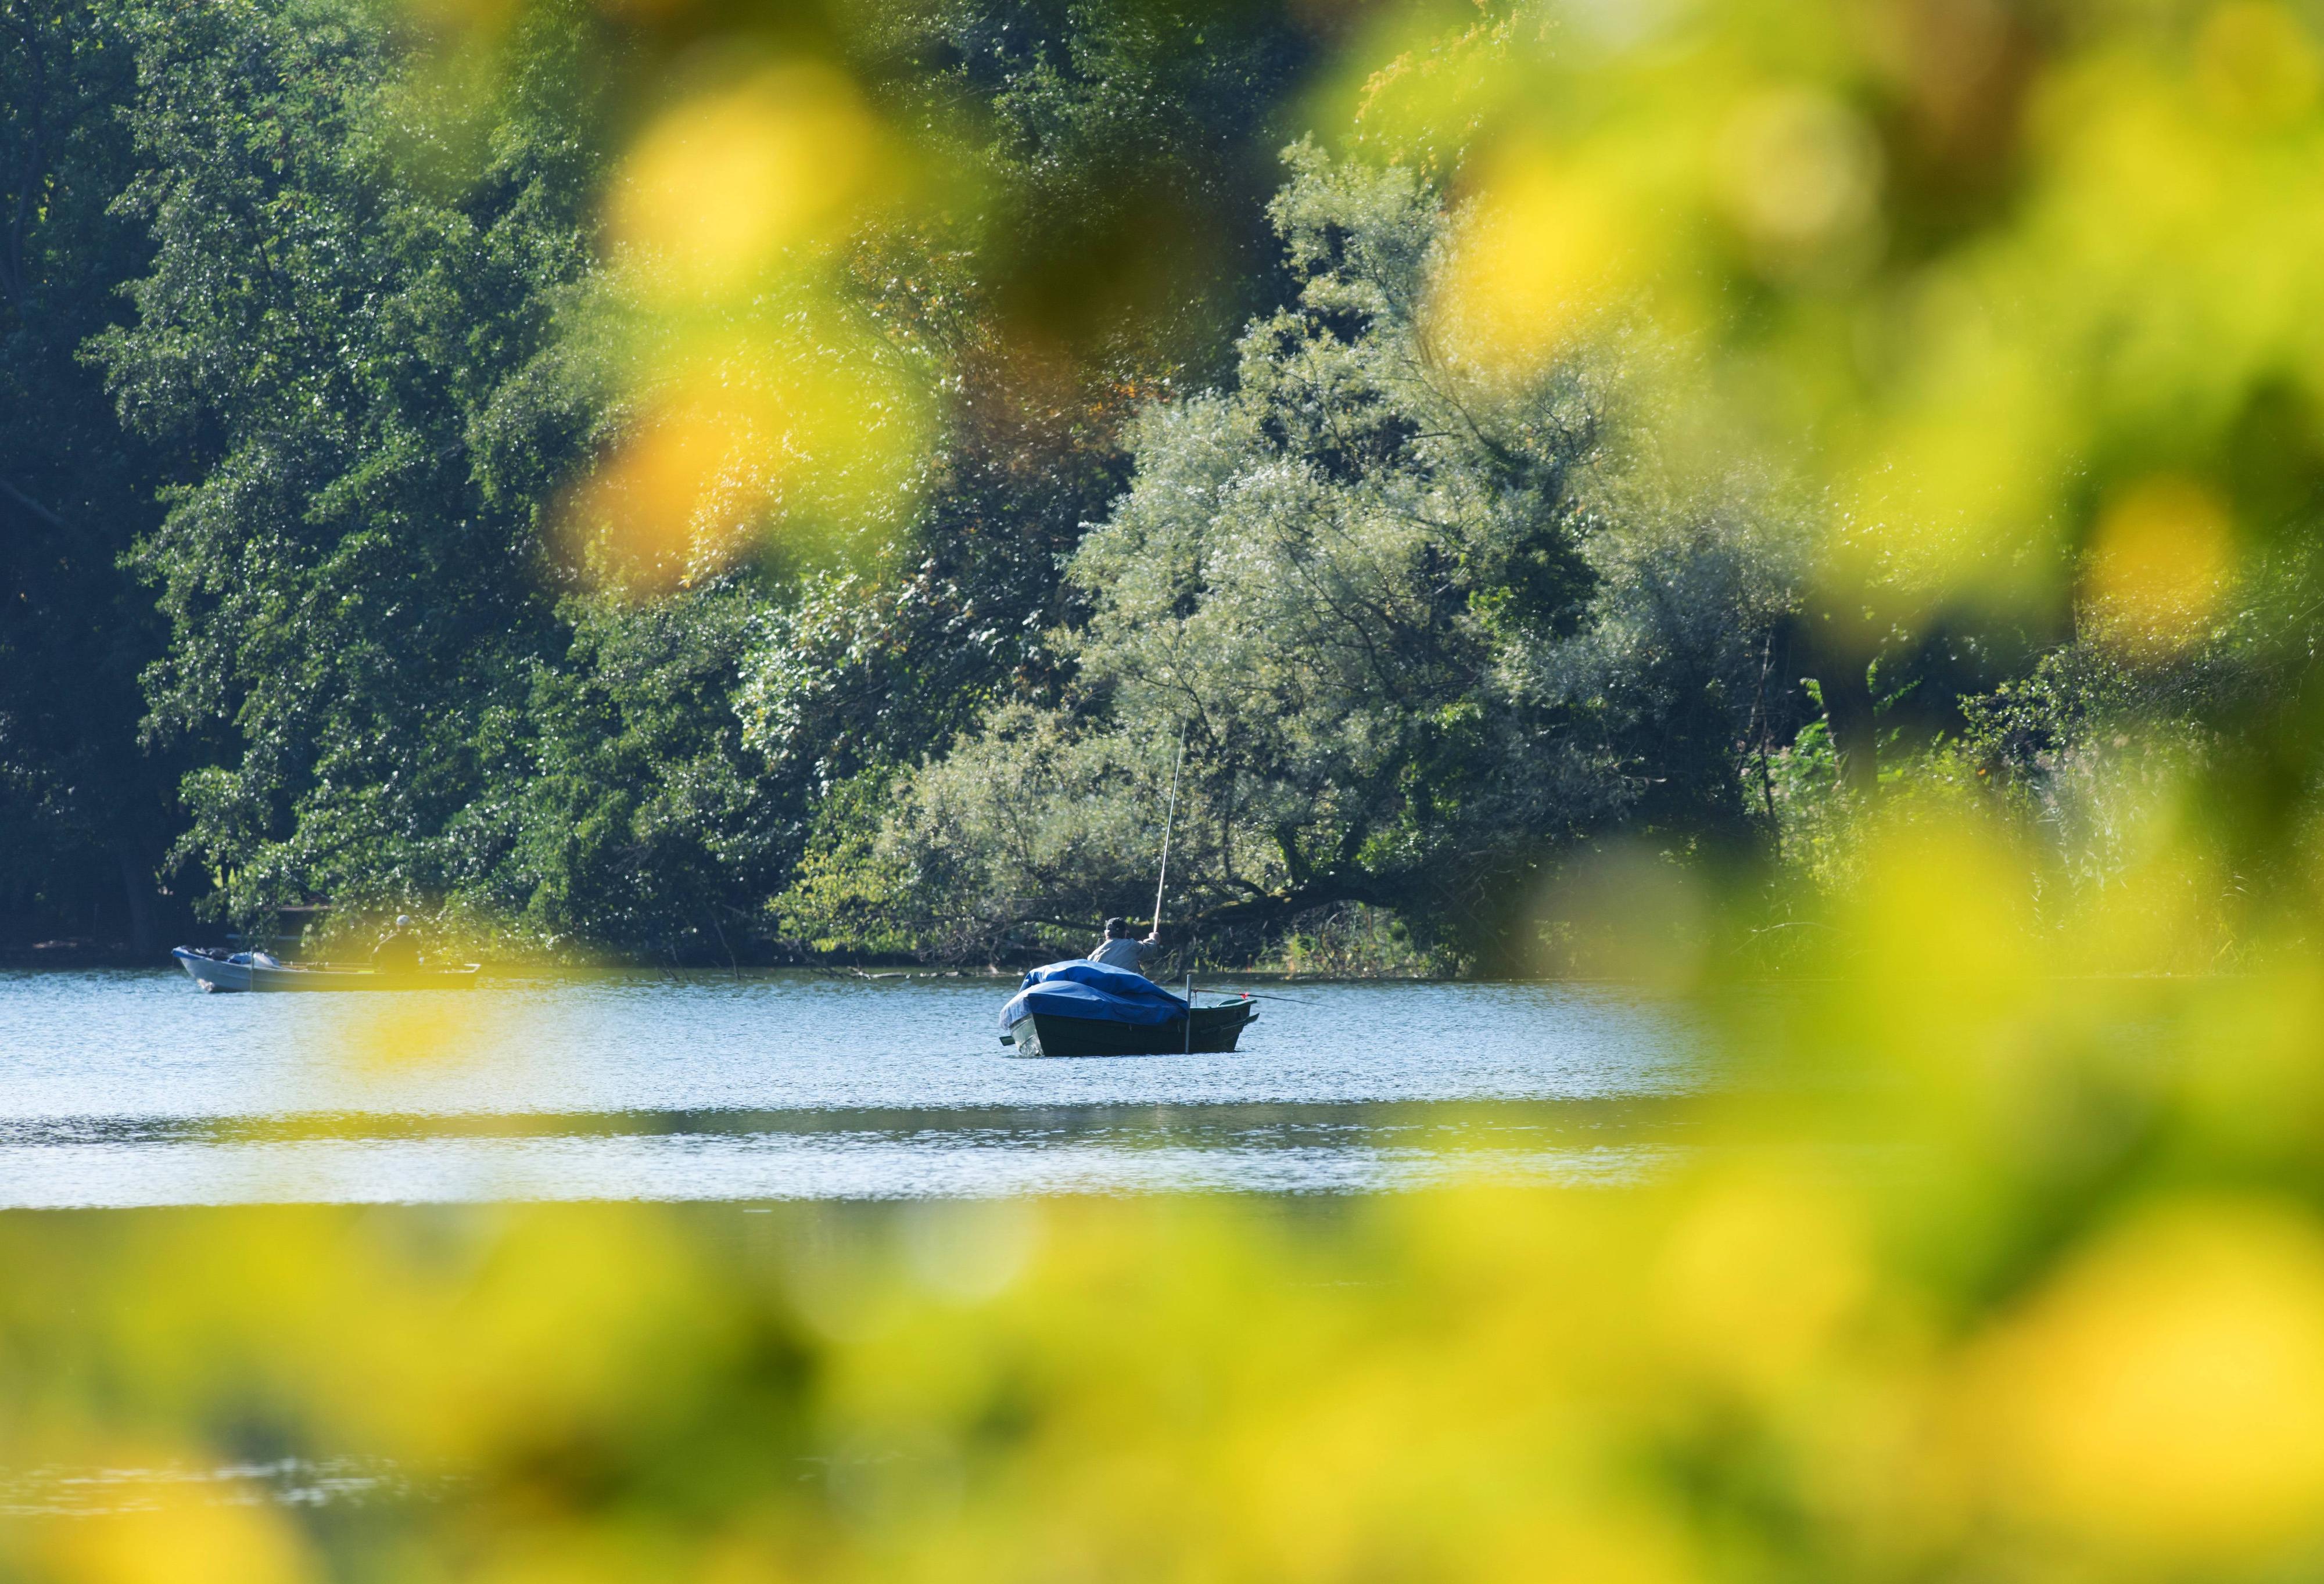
left=1815, top=661, right=1880, bottom=797
left=115, top=840, right=156, bottom=958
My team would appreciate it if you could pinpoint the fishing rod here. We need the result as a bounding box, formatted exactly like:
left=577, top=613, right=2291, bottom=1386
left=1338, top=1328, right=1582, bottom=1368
left=1152, top=719, right=1188, bottom=937
left=1189, top=987, right=1322, bottom=1005
left=1147, top=723, right=1314, bottom=1017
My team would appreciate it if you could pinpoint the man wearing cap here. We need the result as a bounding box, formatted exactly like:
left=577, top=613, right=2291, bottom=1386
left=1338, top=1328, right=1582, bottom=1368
left=1088, top=917, right=1160, bottom=975
left=372, top=914, right=421, bottom=972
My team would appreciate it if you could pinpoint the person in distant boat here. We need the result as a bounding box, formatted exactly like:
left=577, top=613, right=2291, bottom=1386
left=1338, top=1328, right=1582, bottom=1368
left=1088, top=916, right=1159, bottom=975
left=372, top=914, right=420, bottom=972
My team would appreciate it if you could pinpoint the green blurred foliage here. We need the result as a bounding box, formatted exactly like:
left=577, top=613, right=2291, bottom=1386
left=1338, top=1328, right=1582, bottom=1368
left=21, top=950, right=2324, bottom=1584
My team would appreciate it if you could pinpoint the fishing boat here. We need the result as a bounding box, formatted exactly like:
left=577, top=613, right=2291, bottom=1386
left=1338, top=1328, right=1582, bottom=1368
left=171, top=946, right=480, bottom=993
left=999, top=724, right=1265, bottom=1057
left=998, top=960, right=1257, bottom=1057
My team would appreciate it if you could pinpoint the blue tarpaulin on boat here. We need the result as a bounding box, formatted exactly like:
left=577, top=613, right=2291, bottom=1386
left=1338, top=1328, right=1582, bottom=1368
left=998, top=960, right=1187, bottom=1033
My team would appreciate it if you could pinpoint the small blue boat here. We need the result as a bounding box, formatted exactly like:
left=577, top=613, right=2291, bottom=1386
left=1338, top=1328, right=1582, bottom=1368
left=998, top=960, right=1257, bottom=1057
left=172, top=947, right=479, bottom=992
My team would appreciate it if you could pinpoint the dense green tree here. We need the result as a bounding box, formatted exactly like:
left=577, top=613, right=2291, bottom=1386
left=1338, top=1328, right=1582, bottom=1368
left=93, top=0, right=614, bottom=932
left=458, top=585, right=790, bottom=959
left=0, top=0, right=180, bottom=953
left=885, top=0, right=1315, bottom=376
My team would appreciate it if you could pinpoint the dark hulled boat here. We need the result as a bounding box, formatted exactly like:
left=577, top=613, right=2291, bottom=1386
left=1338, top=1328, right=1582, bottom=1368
left=173, top=947, right=479, bottom=992
left=1006, top=1000, right=1257, bottom=1058
left=998, top=960, right=1257, bottom=1058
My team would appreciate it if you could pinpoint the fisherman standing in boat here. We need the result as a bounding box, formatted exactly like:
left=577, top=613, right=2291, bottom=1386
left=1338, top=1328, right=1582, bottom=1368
left=372, top=914, right=420, bottom=972
left=1088, top=917, right=1160, bottom=975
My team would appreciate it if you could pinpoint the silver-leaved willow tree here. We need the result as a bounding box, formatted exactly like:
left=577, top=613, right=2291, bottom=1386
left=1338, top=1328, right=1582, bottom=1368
left=768, top=143, right=1804, bottom=974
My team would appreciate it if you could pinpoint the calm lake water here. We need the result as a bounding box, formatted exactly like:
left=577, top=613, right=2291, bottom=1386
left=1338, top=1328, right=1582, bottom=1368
left=0, top=968, right=1702, bottom=1206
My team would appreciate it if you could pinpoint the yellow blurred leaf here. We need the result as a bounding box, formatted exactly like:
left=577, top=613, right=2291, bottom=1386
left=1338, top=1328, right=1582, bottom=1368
left=1713, top=86, right=1884, bottom=285
left=1967, top=1200, right=2324, bottom=1558
left=2197, top=1, right=2323, bottom=128
left=2082, top=475, right=2236, bottom=658
left=609, top=66, right=883, bottom=304
left=1427, top=141, right=1644, bottom=380
left=43, top=1494, right=313, bottom=1584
